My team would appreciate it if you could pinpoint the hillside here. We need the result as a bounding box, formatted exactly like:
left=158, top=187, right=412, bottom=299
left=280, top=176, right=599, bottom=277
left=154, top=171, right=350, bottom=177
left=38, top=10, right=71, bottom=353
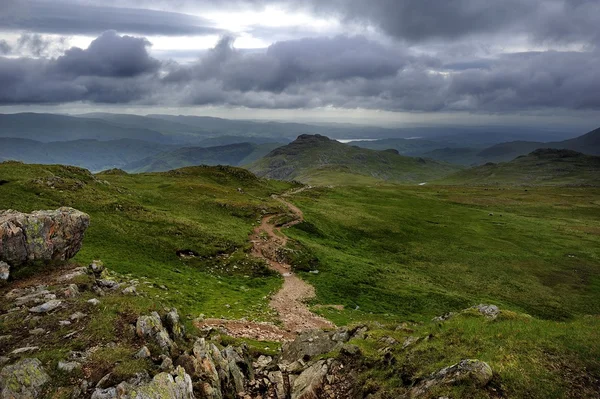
left=0, top=138, right=176, bottom=172
left=0, top=113, right=169, bottom=143
left=440, top=149, right=600, bottom=185
left=123, top=142, right=282, bottom=173
left=247, top=134, right=461, bottom=184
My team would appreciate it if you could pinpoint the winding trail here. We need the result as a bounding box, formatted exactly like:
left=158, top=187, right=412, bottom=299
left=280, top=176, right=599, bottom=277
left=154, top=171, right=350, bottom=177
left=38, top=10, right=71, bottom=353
left=196, top=187, right=335, bottom=341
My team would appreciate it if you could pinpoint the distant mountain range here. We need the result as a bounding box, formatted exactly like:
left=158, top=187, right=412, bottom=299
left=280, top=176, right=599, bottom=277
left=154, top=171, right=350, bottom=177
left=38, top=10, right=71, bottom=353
left=439, top=148, right=600, bottom=186
left=247, top=134, right=461, bottom=184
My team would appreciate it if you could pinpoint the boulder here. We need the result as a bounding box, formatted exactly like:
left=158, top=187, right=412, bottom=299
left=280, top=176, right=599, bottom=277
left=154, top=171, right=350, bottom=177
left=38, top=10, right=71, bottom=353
left=291, top=360, right=329, bottom=399
left=163, top=308, right=184, bottom=339
left=472, top=304, right=500, bottom=319
left=119, top=366, right=195, bottom=399
left=0, top=207, right=90, bottom=268
left=411, top=359, right=493, bottom=397
left=281, top=329, right=350, bottom=364
left=0, top=358, right=50, bottom=399
left=136, top=312, right=175, bottom=355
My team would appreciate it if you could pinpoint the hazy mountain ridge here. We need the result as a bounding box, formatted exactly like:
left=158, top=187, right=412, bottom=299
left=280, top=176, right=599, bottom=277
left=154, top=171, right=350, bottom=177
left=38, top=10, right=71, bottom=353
left=439, top=148, right=600, bottom=185
left=123, top=142, right=283, bottom=173
left=247, top=134, right=461, bottom=184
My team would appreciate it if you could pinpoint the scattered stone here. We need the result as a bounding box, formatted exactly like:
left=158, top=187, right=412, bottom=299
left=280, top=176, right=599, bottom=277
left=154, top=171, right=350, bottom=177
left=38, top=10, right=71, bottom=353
left=411, top=359, right=493, bottom=397
left=29, top=328, right=45, bottom=336
left=0, top=207, right=90, bottom=268
left=159, top=355, right=174, bottom=371
left=0, top=261, right=9, bottom=281
left=0, top=358, right=50, bottom=398
left=10, top=346, right=40, bottom=355
left=70, top=311, right=87, bottom=320
left=135, top=346, right=151, bottom=359
left=96, top=279, right=120, bottom=290
left=89, top=260, right=105, bottom=275
left=87, top=298, right=100, bottom=306
left=432, top=312, right=456, bottom=322
left=340, top=344, right=361, bottom=357
left=472, top=304, right=500, bottom=319
left=0, top=357, right=9, bottom=366
left=402, top=336, right=420, bottom=349
left=29, top=299, right=62, bottom=313
left=63, top=283, right=79, bottom=298
left=59, top=320, right=72, bottom=326
left=15, top=289, right=54, bottom=306
left=122, top=286, right=136, bottom=295
left=57, top=267, right=87, bottom=282
left=58, top=361, right=81, bottom=373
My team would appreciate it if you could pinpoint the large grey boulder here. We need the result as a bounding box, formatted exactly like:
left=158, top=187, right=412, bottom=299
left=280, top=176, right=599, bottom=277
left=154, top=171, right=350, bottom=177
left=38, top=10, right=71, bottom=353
left=0, top=207, right=90, bottom=268
left=411, top=359, right=493, bottom=397
left=291, top=360, right=329, bottom=399
left=0, top=358, right=50, bottom=399
left=281, top=328, right=350, bottom=364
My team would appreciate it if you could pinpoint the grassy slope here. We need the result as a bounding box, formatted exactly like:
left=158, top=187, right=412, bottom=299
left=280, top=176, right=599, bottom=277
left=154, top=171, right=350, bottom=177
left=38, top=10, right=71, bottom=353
left=282, top=184, right=600, bottom=397
left=0, top=161, right=295, bottom=322
left=247, top=134, right=461, bottom=184
left=439, top=149, right=600, bottom=186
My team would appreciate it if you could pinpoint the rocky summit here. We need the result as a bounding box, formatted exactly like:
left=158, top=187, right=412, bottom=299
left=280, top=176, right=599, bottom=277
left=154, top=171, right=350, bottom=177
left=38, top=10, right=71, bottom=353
left=0, top=207, right=89, bottom=277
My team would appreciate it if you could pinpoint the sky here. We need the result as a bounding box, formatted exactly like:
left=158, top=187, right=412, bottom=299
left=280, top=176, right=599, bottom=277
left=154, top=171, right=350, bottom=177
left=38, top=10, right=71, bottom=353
left=0, top=0, right=599, bottom=128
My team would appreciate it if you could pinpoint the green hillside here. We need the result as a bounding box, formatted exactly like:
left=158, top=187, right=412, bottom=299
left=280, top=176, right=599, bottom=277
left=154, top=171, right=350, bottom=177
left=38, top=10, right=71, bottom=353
left=439, top=149, right=600, bottom=186
left=123, top=142, right=282, bottom=173
left=247, top=134, right=461, bottom=184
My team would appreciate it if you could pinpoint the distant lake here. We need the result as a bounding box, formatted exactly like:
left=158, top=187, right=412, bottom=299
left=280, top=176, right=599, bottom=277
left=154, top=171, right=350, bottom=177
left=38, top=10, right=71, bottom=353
left=337, top=137, right=422, bottom=143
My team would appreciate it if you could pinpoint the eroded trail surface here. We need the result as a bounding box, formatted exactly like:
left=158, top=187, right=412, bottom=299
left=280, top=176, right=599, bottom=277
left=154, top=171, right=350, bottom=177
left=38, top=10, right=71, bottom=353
left=197, top=188, right=334, bottom=341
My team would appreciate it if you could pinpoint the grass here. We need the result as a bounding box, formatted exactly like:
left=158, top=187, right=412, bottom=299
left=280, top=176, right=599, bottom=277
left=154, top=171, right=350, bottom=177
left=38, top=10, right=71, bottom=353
left=0, top=162, right=295, bottom=321
left=284, top=184, right=600, bottom=324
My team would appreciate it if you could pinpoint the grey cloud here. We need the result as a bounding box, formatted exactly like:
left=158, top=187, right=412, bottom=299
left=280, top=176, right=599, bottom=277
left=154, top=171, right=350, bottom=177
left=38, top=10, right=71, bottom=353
left=54, top=31, right=159, bottom=77
left=0, top=40, right=11, bottom=55
left=1, top=0, right=224, bottom=36
left=1, top=32, right=600, bottom=114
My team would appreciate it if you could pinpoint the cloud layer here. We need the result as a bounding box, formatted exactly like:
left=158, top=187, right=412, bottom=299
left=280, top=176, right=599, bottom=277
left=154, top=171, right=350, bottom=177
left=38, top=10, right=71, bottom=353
left=1, top=31, right=599, bottom=113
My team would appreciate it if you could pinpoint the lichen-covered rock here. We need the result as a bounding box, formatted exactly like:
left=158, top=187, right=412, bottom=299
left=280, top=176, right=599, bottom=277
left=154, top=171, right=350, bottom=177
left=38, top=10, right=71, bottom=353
left=120, top=366, right=195, bottom=399
left=136, top=312, right=175, bottom=354
left=0, top=207, right=90, bottom=268
left=281, top=329, right=350, bottom=364
left=29, top=299, right=62, bottom=313
left=291, top=360, right=329, bottom=399
left=163, top=308, right=184, bottom=339
left=0, top=358, right=50, bottom=399
left=411, top=359, right=493, bottom=397
left=472, top=304, right=500, bottom=319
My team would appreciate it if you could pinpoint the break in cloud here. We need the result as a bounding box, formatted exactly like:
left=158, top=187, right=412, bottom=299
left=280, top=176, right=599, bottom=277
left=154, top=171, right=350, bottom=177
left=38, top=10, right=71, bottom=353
left=0, top=0, right=599, bottom=116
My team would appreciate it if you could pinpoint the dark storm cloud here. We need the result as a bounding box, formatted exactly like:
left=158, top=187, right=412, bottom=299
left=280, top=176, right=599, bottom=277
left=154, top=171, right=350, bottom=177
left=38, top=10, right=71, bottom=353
left=1, top=31, right=600, bottom=113
left=0, top=31, right=158, bottom=104
left=55, top=31, right=160, bottom=77
left=0, top=0, right=224, bottom=36
left=165, top=35, right=415, bottom=92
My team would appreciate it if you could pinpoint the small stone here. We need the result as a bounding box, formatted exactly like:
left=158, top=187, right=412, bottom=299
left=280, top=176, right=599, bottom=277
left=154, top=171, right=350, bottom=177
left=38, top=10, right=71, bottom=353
left=58, top=361, right=81, bottom=373
left=59, top=320, right=72, bottom=326
left=87, top=298, right=100, bottom=306
left=96, top=279, right=120, bottom=290
left=10, top=346, right=40, bottom=355
left=135, top=346, right=151, bottom=359
left=0, top=261, right=9, bottom=281
left=29, top=328, right=45, bottom=335
left=122, top=286, right=137, bottom=295
left=89, top=260, right=105, bottom=275
left=159, top=355, right=173, bottom=371
left=70, top=311, right=87, bottom=320
left=29, top=299, right=62, bottom=313
left=63, top=284, right=79, bottom=298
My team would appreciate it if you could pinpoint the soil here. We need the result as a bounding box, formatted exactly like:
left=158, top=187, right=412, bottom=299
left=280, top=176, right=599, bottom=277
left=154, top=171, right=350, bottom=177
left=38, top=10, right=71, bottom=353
left=196, top=188, right=335, bottom=341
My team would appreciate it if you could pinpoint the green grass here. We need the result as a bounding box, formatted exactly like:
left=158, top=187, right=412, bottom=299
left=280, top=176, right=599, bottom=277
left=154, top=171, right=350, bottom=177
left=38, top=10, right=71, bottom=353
left=0, top=162, right=295, bottom=321
left=284, top=184, right=600, bottom=324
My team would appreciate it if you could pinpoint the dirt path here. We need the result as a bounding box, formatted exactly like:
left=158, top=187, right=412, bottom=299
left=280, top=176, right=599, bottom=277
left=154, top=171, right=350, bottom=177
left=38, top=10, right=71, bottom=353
left=196, top=187, right=335, bottom=341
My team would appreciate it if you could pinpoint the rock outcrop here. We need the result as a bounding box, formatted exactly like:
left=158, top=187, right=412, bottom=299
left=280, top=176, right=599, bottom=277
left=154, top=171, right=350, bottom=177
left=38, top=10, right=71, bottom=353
left=0, top=358, right=50, bottom=398
left=0, top=207, right=90, bottom=273
left=411, top=359, right=493, bottom=397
